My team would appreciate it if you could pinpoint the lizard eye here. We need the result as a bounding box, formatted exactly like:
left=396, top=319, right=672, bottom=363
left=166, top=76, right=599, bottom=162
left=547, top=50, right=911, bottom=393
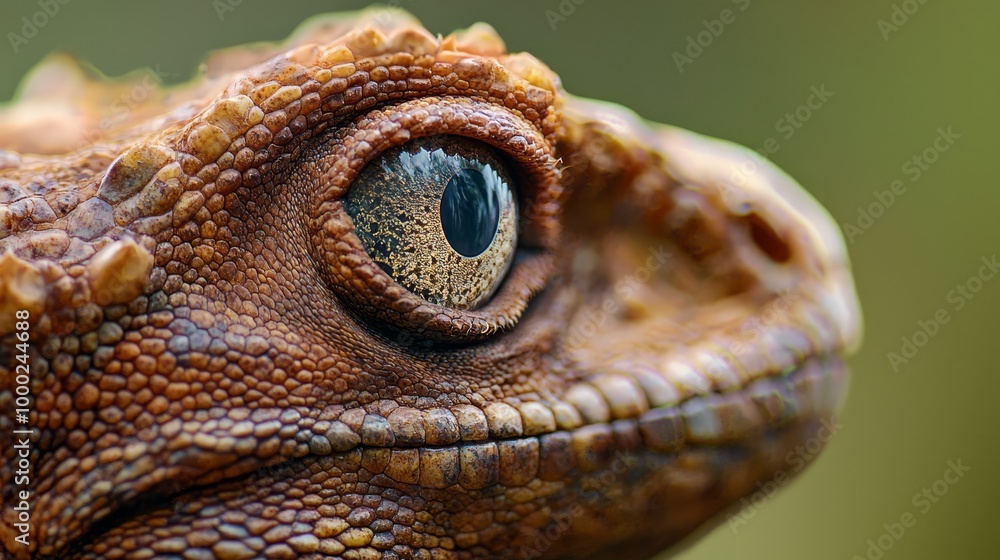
left=343, top=136, right=518, bottom=310
left=307, top=97, right=559, bottom=342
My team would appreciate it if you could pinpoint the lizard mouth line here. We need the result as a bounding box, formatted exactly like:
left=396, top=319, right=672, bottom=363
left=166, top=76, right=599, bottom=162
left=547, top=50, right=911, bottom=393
left=288, top=354, right=849, bottom=491
left=202, top=350, right=848, bottom=493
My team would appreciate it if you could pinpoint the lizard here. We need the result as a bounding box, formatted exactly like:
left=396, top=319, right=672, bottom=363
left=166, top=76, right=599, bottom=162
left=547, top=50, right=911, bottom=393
left=0, top=10, right=862, bottom=560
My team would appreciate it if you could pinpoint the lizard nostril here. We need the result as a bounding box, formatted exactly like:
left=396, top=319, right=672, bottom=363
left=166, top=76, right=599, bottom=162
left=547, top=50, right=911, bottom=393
left=746, top=212, right=792, bottom=263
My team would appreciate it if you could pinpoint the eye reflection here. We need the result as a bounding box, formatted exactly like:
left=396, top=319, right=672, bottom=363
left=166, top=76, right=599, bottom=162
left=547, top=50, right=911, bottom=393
left=343, top=136, right=518, bottom=310
left=441, top=167, right=503, bottom=258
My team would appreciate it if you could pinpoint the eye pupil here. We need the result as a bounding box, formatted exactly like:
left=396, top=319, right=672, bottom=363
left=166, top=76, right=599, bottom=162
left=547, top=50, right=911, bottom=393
left=343, top=136, right=517, bottom=310
left=440, top=167, right=501, bottom=258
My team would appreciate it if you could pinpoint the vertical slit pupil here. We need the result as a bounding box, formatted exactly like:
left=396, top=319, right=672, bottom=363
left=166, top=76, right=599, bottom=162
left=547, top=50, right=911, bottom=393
left=440, top=167, right=501, bottom=258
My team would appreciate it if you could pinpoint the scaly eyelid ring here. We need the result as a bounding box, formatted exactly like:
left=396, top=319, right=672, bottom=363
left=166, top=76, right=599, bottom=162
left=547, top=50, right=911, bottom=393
left=303, top=95, right=562, bottom=341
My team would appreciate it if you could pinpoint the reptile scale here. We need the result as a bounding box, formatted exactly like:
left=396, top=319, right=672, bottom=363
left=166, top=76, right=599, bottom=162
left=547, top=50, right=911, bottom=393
left=0, top=10, right=862, bottom=560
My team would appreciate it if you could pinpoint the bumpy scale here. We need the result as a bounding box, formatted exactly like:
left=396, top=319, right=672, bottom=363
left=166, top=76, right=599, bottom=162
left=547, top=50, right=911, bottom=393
left=0, top=10, right=861, bottom=560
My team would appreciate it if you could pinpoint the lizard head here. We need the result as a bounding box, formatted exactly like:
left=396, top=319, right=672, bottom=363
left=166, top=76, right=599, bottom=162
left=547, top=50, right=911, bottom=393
left=0, top=10, right=861, bottom=560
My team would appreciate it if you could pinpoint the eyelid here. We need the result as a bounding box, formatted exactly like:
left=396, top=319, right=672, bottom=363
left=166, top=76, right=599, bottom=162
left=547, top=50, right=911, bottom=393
left=308, top=96, right=561, bottom=238
left=304, top=95, right=562, bottom=341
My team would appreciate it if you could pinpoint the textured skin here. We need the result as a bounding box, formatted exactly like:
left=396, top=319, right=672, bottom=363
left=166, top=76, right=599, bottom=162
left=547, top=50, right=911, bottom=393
left=0, top=11, right=861, bottom=560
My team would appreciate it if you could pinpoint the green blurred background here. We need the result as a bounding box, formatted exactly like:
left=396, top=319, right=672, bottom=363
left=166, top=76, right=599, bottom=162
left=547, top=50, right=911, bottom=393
left=1, top=1, right=995, bottom=558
